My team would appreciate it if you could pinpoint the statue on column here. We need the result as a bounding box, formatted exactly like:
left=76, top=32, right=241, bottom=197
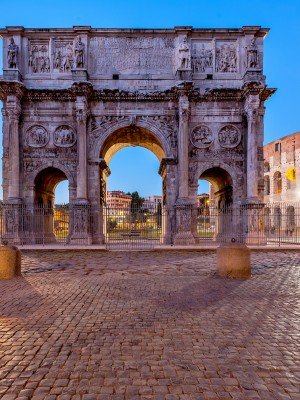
left=247, top=38, right=258, bottom=69
left=7, top=38, right=18, bottom=69
left=178, top=37, right=191, bottom=70
left=74, top=37, right=85, bottom=68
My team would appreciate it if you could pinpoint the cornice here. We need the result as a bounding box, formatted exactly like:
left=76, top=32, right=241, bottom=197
left=0, top=80, right=26, bottom=100
left=1, top=82, right=276, bottom=103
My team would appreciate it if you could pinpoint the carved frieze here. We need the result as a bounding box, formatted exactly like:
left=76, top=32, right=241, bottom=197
left=28, top=41, right=50, bottom=73
left=218, top=125, right=241, bottom=148
left=54, top=125, right=76, bottom=147
left=191, top=125, right=213, bottom=148
left=7, top=38, right=18, bottom=68
left=215, top=42, right=237, bottom=73
left=191, top=41, right=213, bottom=73
left=26, top=125, right=49, bottom=148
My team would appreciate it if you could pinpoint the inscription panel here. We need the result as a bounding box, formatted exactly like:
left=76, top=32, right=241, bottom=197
left=89, top=36, right=174, bottom=75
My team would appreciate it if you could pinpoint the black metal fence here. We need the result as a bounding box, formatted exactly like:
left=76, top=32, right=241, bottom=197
left=0, top=202, right=299, bottom=247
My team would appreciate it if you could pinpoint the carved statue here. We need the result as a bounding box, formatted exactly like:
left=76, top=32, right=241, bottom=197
left=7, top=38, right=18, bottom=68
left=54, top=50, right=62, bottom=70
left=178, top=37, right=191, bottom=70
left=216, top=44, right=237, bottom=73
left=247, top=38, right=258, bottom=68
left=74, top=37, right=85, bottom=68
left=63, top=44, right=74, bottom=72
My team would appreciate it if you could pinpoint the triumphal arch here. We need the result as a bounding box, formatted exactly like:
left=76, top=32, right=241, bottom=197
left=0, top=25, right=275, bottom=245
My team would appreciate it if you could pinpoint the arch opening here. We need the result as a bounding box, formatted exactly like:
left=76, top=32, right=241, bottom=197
left=34, top=167, right=69, bottom=243
left=101, top=125, right=165, bottom=164
left=196, top=167, right=234, bottom=242
left=100, top=126, right=167, bottom=246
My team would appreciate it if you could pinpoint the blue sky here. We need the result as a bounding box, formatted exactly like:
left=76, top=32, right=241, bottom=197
left=0, top=0, right=300, bottom=202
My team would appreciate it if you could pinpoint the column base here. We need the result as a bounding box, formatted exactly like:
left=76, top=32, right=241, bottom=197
left=174, top=231, right=196, bottom=245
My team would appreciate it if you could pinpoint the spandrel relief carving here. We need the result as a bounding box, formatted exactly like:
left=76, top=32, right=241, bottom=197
left=89, top=37, right=174, bottom=75
left=191, top=125, right=213, bottom=148
left=191, top=42, right=213, bottom=73
left=28, top=42, right=50, bottom=73
left=7, top=38, right=18, bottom=68
left=215, top=42, right=237, bottom=73
left=53, top=41, right=74, bottom=72
left=218, top=125, right=241, bottom=148
left=54, top=125, right=76, bottom=147
left=26, top=125, right=49, bottom=148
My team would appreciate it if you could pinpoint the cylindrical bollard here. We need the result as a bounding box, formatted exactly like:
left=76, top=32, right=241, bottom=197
left=217, top=240, right=251, bottom=279
left=0, top=245, right=22, bottom=279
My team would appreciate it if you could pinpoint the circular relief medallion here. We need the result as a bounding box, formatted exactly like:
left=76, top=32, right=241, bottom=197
left=191, top=125, right=213, bottom=148
left=218, top=125, right=241, bottom=148
left=54, top=125, right=76, bottom=147
left=26, top=125, right=49, bottom=148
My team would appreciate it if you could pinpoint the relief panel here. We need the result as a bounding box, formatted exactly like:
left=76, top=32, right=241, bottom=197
left=215, top=41, right=238, bottom=73
left=191, top=41, right=213, bottom=73
left=28, top=40, right=50, bottom=73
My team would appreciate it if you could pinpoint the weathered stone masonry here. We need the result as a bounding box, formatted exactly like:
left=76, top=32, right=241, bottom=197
left=0, top=26, right=275, bottom=244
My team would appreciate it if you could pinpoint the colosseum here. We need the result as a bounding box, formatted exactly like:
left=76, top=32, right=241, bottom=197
left=264, top=131, right=300, bottom=203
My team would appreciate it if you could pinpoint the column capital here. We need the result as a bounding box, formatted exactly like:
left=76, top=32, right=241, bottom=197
left=75, top=96, right=89, bottom=123
left=178, top=93, right=190, bottom=119
left=244, top=93, right=260, bottom=118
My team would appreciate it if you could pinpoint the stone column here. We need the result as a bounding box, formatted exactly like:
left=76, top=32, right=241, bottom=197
left=70, top=96, right=92, bottom=244
left=244, top=94, right=266, bottom=244
left=174, top=89, right=196, bottom=245
left=7, top=95, right=21, bottom=202
left=75, top=96, right=88, bottom=202
left=245, top=94, right=260, bottom=202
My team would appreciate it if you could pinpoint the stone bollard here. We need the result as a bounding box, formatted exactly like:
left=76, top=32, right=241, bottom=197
left=0, top=243, right=22, bottom=279
left=217, top=239, right=251, bottom=279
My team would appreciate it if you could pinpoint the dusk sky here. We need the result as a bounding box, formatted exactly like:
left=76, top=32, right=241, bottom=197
left=0, top=0, right=299, bottom=202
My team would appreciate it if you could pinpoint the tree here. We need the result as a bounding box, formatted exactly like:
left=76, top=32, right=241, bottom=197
left=130, top=191, right=144, bottom=211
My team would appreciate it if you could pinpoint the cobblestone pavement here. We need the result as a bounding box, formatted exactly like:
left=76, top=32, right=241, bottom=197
left=0, top=250, right=299, bottom=400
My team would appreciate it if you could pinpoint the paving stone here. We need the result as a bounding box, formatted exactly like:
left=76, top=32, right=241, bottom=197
left=0, top=250, right=298, bottom=399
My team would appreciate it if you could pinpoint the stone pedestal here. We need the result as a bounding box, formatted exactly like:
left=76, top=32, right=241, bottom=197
left=174, top=204, right=196, bottom=245
left=72, top=69, right=88, bottom=81
left=217, top=242, right=251, bottom=279
left=69, top=202, right=92, bottom=244
left=0, top=245, right=21, bottom=279
left=243, top=203, right=266, bottom=245
left=3, top=69, right=22, bottom=81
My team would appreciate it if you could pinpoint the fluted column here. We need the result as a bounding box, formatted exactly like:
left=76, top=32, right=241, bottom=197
left=177, top=93, right=190, bottom=199
left=75, top=96, right=88, bottom=202
left=245, top=94, right=260, bottom=202
left=174, top=88, right=195, bottom=245
left=7, top=95, right=21, bottom=201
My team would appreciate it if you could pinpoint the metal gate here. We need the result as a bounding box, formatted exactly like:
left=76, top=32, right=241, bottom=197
left=103, top=205, right=164, bottom=249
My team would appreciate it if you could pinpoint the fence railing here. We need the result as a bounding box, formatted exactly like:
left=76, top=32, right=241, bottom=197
left=0, top=202, right=299, bottom=247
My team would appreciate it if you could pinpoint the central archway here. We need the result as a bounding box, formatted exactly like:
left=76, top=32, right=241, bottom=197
left=98, top=124, right=171, bottom=247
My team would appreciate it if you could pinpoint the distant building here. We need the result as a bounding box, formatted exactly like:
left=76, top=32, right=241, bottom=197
left=143, top=195, right=162, bottom=210
left=107, top=191, right=131, bottom=209
left=197, top=193, right=209, bottom=206
left=264, top=132, right=300, bottom=203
